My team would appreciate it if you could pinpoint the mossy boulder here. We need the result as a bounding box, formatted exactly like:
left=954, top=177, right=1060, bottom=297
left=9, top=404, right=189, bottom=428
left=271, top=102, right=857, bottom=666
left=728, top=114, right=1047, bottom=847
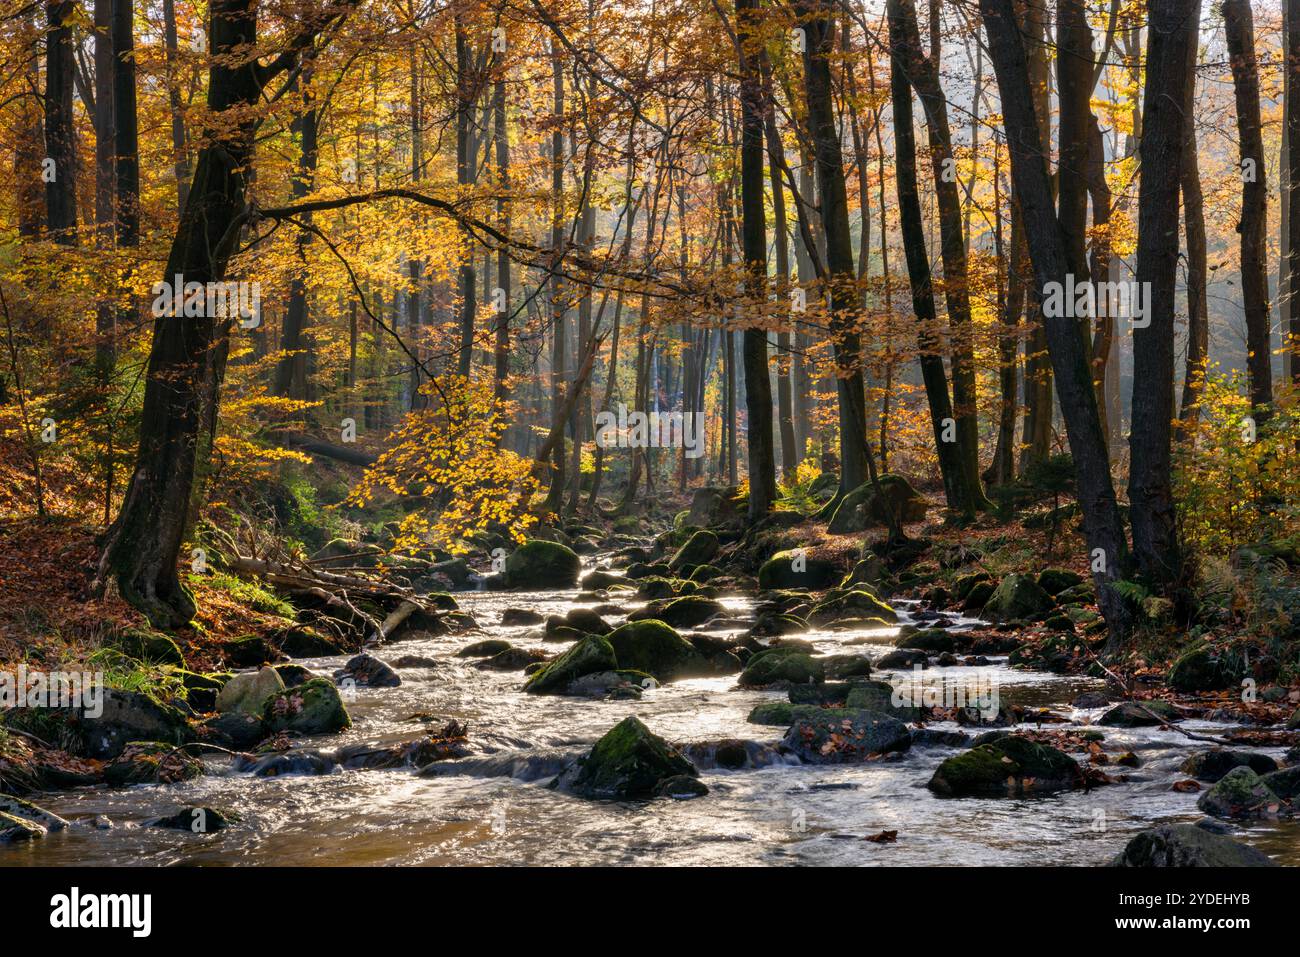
left=114, top=628, right=185, bottom=667
left=222, top=634, right=285, bottom=668
left=1110, top=824, right=1276, bottom=867
left=981, top=573, right=1054, bottom=621
left=758, top=550, right=841, bottom=590
left=580, top=569, right=622, bottom=590
left=555, top=716, right=700, bottom=798
left=894, top=628, right=954, bottom=653
left=1196, top=767, right=1281, bottom=819
left=688, top=564, right=724, bottom=582
left=687, top=485, right=745, bottom=527
left=0, top=811, right=46, bottom=842
left=272, top=626, right=347, bottom=658
left=563, top=607, right=612, bottom=635
left=458, top=638, right=513, bottom=658
left=523, top=634, right=618, bottom=694
left=1179, top=749, right=1279, bottom=783
left=954, top=571, right=992, bottom=602
left=845, top=679, right=921, bottom=721
left=1261, top=766, right=1300, bottom=801
left=826, top=474, right=928, bottom=534
left=631, top=594, right=725, bottom=628
left=962, top=580, right=996, bottom=611
left=635, top=576, right=696, bottom=600
left=104, top=741, right=204, bottom=787
left=738, top=647, right=825, bottom=687
left=669, top=530, right=720, bottom=571
left=1098, top=700, right=1180, bottom=727
left=263, top=678, right=351, bottom=734
left=503, top=540, right=581, bottom=590
left=927, top=735, right=1084, bottom=796
left=75, top=689, right=192, bottom=760
left=782, top=708, right=911, bottom=763
left=1036, top=569, right=1083, bottom=596
left=747, top=701, right=824, bottom=725
left=842, top=557, right=884, bottom=589
left=605, top=620, right=709, bottom=682
left=809, top=586, right=897, bottom=625
left=1168, top=644, right=1236, bottom=693
left=216, top=667, right=286, bottom=716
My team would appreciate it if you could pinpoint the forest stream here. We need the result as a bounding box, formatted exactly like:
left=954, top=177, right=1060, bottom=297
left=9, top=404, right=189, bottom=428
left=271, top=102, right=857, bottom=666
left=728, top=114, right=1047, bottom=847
left=3, top=549, right=1297, bottom=868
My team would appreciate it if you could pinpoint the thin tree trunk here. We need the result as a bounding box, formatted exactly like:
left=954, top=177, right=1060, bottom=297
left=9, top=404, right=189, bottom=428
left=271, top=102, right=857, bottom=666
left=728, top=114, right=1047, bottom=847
left=44, top=0, right=78, bottom=243
left=1128, top=0, right=1198, bottom=588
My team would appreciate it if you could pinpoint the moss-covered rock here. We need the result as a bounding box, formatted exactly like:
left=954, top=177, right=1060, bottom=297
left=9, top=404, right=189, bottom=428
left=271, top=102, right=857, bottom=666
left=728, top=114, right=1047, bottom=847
left=746, top=701, right=824, bottom=725
left=1197, top=766, right=1280, bottom=819
left=563, top=607, right=612, bottom=635
left=1036, top=569, right=1083, bottom=596
left=555, top=716, right=699, bottom=798
left=1261, top=766, right=1300, bottom=801
left=605, top=620, right=709, bottom=682
left=0, top=811, right=45, bottom=842
left=631, top=594, right=724, bottom=628
left=635, top=576, right=697, bottom=600
left=216, top=667, right=286, bottom=716
left=1179, top=749, right=1278, bottom=783
left=1110, top=823, right=1276, bottom=867
left=523, top=634, right=619, bottom=694
left=981, top=573, right=1053, bottom=621
left=148, top=806, right=236, bottom=833
left=1168, top=644, right=1236, bottom=692
left=272, top=626, right=347, bottom=658
left=826, top=474, right=928, bottom=534
left=263, top=678, right=351, bottom=734
left=757, top=550, right=841, bottom=590
left=104, top=741, right=204, bottom=786
left=580, top=569, right=623, bottom=590
left=841, top=557, right=885, bottom=589
left=927, top=735, right=1083, bottom=796
left=222, top=634, right=285, bottom=668
left=808, top=586, right=897, bottom=625
left=738, top=647, right=825, bottom=687
left=669, top=530, right=720, bottom=571
left=458, top=638, right=513, bottom=658
left=687, top=485, right=745, bottom=527
left=782, top=708, right=911, bottom=762
left=1098, top=700, right=1180, bottom=727
left=114, top=628, right=186, bottom=667
left=845, top=680, right=921, bottom=721
left=953, top=571, right=992, bottom=602
left=503, top=540, right=581, bottom=590
left=75, top=689, right=193, bottom=759
left=894, top=628, right=954, bottom=653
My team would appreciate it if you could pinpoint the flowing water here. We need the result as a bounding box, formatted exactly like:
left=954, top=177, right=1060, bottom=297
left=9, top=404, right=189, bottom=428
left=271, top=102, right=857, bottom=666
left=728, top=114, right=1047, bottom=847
left=4, top=554, right=1297, bottom=867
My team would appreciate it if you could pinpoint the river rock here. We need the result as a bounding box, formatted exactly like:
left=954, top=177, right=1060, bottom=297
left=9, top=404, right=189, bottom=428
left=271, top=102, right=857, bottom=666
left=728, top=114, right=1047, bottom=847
left=1098, top=700, right=1180, bottom=727
left=553, top=716, right=700, bottom=799
left=826, top=474, right=927, bottom=534
left=782, top=708, right=911, bottom=763
left=458, top=639, right=513, bottom=657
left=503, top=540, right=581, bottom=589
left=523, top=634, right=618, bottom=694
left=1168, top=643, right=1236, bottom=692
left=876, top=649, right=929, bottom=669
left=216, top=667, right=286, bottom=716
left=263, top=678, right=351, bottom=734
left=1197, top=766, right=1281, bottom=819
left=1261, top=766, right=1300, bottom=801
left=580, top=569, right=623, bottom=590
left=981, top=573, right=1053, bottom=621
left=148, top=806, right=234, bottom=833
left=631, top=595, right=726, bottom=628
left=669, top=530, right=720, bottom=570
left=894, top=628, right=954, bottom=653
left=927, top=735, right=1083, bottom=796
left=474, top=646, right=549, bottom=671
left=604, top=619, right=710, bottom=681
left=0, top=793, right=69, bottom=831
left=654, top=774, right=709, bottom=798
left=563, top=607, right=612, bottom=635
left=1179, top=749, right=1279, bottom=783
left=271, top=626, right=347, bottom=658
left=1110, top=823, right=1275, bottom=867
left=202, top=711, right=268, bottom=749
left=808, top=586, right=897, bottom=625
left=738, top=647, right=824, bottom=687
left=104, top=741, right=204, bottom=786
left=1036, top=569, right=1083, bottom=596
left=501, top=608, right=545, bottom=626
left=0, top=811, right=45, bottom=842
left=75, top=688, right=193, bottom=760
left=845, top=680, right=921, bottom=721
left=334, top=654, right=401, bottom=688
left=233, top=750, right=337, bottom=777
left=758, top=551, right=841, bottom=590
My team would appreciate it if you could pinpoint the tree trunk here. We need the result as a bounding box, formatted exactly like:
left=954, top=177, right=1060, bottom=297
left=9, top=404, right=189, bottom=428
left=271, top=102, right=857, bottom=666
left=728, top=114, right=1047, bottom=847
left=737, top=0, right=776, bottom=519
left=888, top=0, right=975, bottom=517
left=797, top=0, right=868, bottom=493
left=1128, top=0, right=1197, bottom=588
left=272, top=62, right=317, bottom=401
left=980, top=0, right=1132, bottom=643
left=1176, top=24, right=1208, bottom=439
left=97, top=0, right=265, bottom=627
left=44, top=0, right=78, bottom=243
left=162, top=0, right=190, bottom=210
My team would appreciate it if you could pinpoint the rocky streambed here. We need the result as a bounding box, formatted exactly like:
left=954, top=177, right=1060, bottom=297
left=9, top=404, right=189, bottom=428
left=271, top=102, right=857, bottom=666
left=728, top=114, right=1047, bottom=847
left=2, top=540, right=1297, bottom=867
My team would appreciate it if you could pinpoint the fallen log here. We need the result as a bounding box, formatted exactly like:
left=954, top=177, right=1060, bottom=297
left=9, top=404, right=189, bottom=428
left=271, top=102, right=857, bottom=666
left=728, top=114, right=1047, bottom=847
left=278, top=431, right=378, bottom=467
